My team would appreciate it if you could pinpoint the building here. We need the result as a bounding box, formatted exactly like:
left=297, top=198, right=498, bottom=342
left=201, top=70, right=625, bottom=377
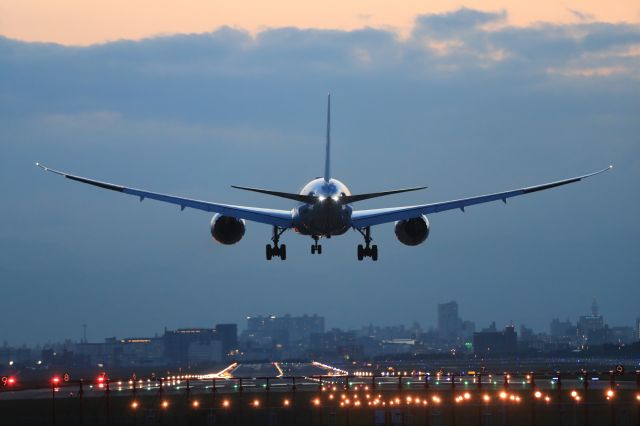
left=188, top=340, right=223, bottom=363
left=437, top=301, right=459, bottom=342
left=473, top=325, right=517, bottom=355
left=550, top=318, right=575, bottom=337
left=241, top=314, right=325, bottom=356
left=577, top=299, right=605, bottom=345
left=215, top=324, right=238, bottom=356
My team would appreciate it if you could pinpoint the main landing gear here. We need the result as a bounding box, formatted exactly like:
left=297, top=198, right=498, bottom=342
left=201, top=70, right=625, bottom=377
left=311, top=235, right=322, bottom=254
left=356, top=226, right=378, bottom=261
left=266, top=226, right=287, bottom=260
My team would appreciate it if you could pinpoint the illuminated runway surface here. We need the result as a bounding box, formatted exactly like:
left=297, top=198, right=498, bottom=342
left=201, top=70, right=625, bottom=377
left=1, top=361, right=638, bottom=401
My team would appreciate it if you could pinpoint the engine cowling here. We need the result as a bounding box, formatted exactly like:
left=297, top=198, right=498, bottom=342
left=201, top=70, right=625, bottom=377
left=210, top=214, right=246, bottom=245
left=394, top=215, right=430, bottom=246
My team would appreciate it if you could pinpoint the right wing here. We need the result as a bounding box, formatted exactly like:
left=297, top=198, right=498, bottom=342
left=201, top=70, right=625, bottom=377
left=351, top=166, right=612, bottom=228
left=36, top=164, right=293, bottom=228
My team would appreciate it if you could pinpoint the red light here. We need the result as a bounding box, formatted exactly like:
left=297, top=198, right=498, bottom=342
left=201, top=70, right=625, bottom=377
left=7, top=377, right=16, bottom=385
left=51, top=376, right=60, bottom=385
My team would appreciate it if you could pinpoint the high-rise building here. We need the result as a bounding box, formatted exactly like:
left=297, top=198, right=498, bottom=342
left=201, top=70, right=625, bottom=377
left=438, top=301, right=459, bottom=342
left=215, top=324, right=238, bottom=356
left=577, top=299, right=605, bottom=344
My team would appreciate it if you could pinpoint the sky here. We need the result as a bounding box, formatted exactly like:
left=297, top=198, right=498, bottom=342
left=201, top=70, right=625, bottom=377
left=1, top=3, right=639, bottom=346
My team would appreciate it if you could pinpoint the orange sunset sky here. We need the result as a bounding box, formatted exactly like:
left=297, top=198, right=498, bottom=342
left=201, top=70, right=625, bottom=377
left=1, top=0, right=639, bottom=45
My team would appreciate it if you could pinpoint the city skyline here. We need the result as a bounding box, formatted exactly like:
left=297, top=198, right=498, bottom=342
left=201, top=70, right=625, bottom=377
left=3, top=298, right=636, bottom=348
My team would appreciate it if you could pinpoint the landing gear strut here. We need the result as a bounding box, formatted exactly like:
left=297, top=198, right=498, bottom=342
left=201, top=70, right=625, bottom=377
left=266, top=226, right=287, bottom=260
left=311, top=235, right=322, bottom=255
left=356, top=227, right=378, bottom=261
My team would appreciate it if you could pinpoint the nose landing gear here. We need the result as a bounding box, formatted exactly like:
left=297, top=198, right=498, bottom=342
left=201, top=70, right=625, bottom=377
left=266, top=226, right=287, bottom=260
left=311, top=235, right=322, bottom=254
left=356, top=227, right=378, bottom=261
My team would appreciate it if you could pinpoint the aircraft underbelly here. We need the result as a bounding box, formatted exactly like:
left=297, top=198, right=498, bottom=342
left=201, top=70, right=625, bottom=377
left=293, top=202, right=352, bottom=236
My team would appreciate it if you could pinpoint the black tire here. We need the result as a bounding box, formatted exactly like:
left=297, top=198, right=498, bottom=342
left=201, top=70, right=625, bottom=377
left=357, top=244, right=364, bottom=261
left=317, top=245, right=322, bottom=255
left=280, top=244, right=287, bottom=260
left=371, top=245, right=378, bottom=261
left=311, top=245, right=316, bottom=254
left=266, top=244, right=272, bottom=260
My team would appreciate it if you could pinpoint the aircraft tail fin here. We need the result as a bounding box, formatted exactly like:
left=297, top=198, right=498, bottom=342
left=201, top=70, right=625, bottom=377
left=324, top=93, right=331, bottom=182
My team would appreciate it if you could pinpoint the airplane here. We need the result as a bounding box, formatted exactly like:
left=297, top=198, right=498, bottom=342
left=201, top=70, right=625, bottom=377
left=36, top=94, right=612, bottom=261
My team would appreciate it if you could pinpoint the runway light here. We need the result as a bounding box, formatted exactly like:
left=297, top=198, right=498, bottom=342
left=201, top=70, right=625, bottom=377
left=329, top=394, right=334, bottom=400
left=131, top=401, right=139, bottom=409
left=483, top=394, right=491, bottom=402
left=500, top=391, right=508, bottom=400
left=463, top=392, right=471, bottom=400
left=636, top=394, right=640, bottom=402
left=283, top=399, right=290, bottom=407
left=432, top=396, right=441, bottom=404
left=161, top=400, right=169, bottom=409
left=534, top=391, right=542, bottom=399
left=253, top=399, right=260, bottom=408
left=192, top=400, right=199, bottom=408
left=606, top=390, right=615, bottom=398
left=313, top=398, right=321, bottom=406
left=222, top=400, right=230, bottom=408
left=545, top=396, right=551, bottom=403
left=51, top=376, right=60, bottom=385
left=570, top=390, right=578, bottom=398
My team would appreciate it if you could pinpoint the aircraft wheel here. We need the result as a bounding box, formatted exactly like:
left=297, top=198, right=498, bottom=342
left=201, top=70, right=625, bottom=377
left=266, top=244, right=273, bottom=260
left=317, top=245, right=322, bottom=255
left=371, top=245, right=378, bottom=261
left=357, top=244, right=364, bottom=261
left=280, top=244, right=287, bottom=260
left=311, top=245, right=316, bottom=254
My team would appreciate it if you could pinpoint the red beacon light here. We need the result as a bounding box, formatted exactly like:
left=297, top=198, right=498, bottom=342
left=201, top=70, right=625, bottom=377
left=7, top=377, right=16, bottom=386
left=51, top=376, right=61, bottom=385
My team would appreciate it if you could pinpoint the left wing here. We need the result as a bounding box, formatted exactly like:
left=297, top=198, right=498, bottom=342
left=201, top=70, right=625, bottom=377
left=36, top=164, right=293, bottom=228
left=351, top=166, right=612, bottom=228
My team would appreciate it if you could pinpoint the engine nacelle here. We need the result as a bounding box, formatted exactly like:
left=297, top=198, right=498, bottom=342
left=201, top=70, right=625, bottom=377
left=394, top=215, right=430, bottom=246
left=210, top=214, right=246, bottom=245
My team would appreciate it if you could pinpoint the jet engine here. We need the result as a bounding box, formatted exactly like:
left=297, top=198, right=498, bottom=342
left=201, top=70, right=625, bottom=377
left=394, top=215, right=430, bottom=246
left=210, top=214, right=246, bottom=245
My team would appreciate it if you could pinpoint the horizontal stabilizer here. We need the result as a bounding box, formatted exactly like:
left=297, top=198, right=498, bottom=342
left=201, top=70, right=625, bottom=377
left=231, top=185, right=315, bottom=203
left=343, top=186, right=427, bottom=203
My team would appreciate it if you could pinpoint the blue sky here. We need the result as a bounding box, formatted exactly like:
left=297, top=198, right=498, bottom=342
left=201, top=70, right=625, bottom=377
left=1, top=9, right=639, bottom=345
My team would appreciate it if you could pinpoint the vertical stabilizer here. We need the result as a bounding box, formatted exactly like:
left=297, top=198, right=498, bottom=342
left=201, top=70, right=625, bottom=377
left=324, top=93, right=331, bottom=182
